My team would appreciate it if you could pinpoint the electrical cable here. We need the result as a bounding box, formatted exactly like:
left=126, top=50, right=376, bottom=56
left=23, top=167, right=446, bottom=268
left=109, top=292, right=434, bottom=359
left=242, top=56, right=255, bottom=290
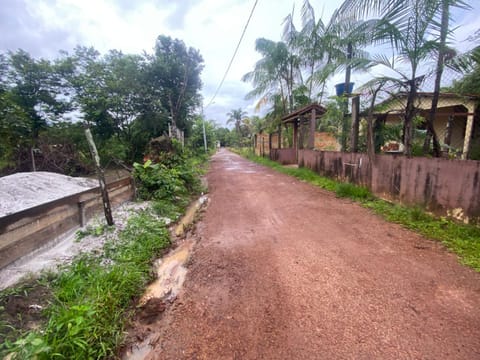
left=204, top=0, right=259, bottom=109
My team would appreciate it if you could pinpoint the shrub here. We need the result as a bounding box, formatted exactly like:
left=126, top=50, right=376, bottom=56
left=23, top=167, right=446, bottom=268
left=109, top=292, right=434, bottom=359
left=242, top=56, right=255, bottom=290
left=335, top=182, right=372, bottom=200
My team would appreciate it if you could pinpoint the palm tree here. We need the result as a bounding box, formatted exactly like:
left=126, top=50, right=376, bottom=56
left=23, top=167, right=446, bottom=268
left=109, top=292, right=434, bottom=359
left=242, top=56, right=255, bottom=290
left=226, top=108, right=247, bottom=135
left=242, top=38, right=299, bottom=116
left=338, top=0, right=471, bottom=157
left=423, top=0, right=471, bottom=156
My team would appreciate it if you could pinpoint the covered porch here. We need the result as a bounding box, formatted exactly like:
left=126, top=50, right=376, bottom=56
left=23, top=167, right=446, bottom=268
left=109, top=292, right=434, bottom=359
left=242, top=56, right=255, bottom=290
left=271, top=103, right=327, bottom=164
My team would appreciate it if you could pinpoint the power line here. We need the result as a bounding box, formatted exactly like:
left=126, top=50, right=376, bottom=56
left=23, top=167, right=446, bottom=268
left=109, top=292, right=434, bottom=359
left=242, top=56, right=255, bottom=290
left=204, top=0, right=259, bottom=109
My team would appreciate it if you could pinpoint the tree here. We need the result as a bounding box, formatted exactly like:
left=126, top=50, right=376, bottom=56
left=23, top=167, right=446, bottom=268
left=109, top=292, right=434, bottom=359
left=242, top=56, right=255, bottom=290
left=338, top=0, right=471, bottom=157
left=450, top=29, right=480, bottom=94
left=149, top=35, right=204, bottom=133
left=188, top=116, right=217, bottom=150
left=242, top=38, right=295, bottom=115
left=226, top=108, right=248, bottom=135
left=6, top=50, right=71, bottom=170
left=423, top=0, right=471, bottom=156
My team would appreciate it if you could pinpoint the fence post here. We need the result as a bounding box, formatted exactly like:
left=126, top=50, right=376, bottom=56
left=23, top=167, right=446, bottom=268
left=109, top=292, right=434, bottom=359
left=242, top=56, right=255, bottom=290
left=84, top=127, right=114, bottom=226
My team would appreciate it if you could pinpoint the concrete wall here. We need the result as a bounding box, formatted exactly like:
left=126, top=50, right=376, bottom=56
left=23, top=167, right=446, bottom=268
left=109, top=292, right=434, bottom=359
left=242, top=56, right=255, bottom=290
left=297, top=149, right=480, bottom=223
left=0, top=177, right=134, bottom=269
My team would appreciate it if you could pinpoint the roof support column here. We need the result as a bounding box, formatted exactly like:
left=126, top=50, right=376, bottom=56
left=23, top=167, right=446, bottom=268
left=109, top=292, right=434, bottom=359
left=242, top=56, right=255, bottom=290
left=462, top=113, right=474, bottom=160
left=308, top=108, right=316, bottom=149
left=293, top=120, right=298, bottom=162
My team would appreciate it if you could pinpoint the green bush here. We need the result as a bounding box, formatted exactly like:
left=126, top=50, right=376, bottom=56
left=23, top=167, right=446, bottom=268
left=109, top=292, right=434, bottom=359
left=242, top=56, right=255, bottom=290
left=335, top=182, right=373, bottom=200
left=133, top=152, right=202, bottom=201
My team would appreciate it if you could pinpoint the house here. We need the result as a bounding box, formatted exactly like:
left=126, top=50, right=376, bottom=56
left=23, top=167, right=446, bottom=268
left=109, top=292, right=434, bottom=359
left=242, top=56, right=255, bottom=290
left=375, top=92, right=480, bottom=159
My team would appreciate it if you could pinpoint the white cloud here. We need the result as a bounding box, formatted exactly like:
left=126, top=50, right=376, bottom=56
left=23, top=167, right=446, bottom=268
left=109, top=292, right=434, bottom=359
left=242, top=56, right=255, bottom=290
left=1, top=0, right=479, bottom=127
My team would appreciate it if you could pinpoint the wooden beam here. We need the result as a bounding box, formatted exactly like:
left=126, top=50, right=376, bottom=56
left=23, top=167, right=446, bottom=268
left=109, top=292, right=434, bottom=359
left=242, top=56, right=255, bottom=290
left=350, top=96, right=360, bottom=153
left=308, top=107, right=316, bottom=149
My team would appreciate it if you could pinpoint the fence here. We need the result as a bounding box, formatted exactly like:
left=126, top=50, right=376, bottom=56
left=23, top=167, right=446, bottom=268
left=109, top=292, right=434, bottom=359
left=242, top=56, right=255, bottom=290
left=0, top=177, right=134, bottom=269
left=295, top=150, right=480, bottom=223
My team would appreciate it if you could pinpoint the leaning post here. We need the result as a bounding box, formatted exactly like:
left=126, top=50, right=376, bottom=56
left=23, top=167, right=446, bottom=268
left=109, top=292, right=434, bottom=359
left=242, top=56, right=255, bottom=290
left=84, top=127, right=114, bottom=226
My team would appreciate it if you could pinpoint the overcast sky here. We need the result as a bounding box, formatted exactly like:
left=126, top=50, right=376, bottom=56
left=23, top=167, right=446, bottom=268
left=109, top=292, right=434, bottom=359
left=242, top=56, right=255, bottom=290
left=1, top=0, right=479, bottom=127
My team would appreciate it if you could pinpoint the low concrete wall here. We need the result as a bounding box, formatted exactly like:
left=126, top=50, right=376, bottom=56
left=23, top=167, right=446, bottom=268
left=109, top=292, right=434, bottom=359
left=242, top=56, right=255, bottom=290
left=0, top=177, right=134, bottom=269
left=270, top=148, right=297, bottom=165
left=297, top=149, right=480, bottom=223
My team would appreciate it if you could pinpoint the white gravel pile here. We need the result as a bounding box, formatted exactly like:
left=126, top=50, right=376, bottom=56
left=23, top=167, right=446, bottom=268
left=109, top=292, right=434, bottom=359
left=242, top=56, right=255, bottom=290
left=0, top=172, right=98, bottom=217
left=0, top=201, right=159, bottom=290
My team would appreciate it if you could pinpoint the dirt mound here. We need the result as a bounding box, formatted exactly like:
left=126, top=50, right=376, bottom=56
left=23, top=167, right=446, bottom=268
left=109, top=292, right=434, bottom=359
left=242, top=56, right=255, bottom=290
left=0, top=172, right=97, bottom=217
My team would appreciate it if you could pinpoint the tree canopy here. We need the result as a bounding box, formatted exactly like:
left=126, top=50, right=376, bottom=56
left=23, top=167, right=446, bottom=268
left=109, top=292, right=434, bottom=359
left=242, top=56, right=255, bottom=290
left=0, top=36, right=204, bottom=174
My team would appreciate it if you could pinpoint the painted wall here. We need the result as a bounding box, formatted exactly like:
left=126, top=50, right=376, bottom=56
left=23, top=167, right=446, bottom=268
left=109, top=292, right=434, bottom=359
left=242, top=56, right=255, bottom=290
left=297, top=150, right=480, bottom=223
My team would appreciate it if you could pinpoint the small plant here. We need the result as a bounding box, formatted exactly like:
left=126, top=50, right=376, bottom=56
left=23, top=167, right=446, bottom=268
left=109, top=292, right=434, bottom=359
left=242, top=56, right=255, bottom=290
left=335, top=182, right=372, bottom=200
left=75, top=223, right=112, bottom=241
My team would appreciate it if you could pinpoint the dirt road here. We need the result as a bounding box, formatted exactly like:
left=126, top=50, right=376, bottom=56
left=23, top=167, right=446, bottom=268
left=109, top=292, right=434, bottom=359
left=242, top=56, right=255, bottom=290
left=143, top=149, right=480, bottom=359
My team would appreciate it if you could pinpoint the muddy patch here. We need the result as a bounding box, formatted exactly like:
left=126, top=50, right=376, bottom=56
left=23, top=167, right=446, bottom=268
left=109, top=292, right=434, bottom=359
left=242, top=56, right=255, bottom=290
left=0, top=281, right=52, bottom=344
left=121, top=196, right=207, bottom=359
left=121, top=240, right=196, bottom=360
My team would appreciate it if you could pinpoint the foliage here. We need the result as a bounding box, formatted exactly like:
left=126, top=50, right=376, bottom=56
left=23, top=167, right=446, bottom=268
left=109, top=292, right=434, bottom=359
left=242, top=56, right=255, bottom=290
left=1, top=209, right=171, bottom=359
left=133, top=146, right=202, bottom=201
left=320, top=96, right=349, bottom=149
left=215, top=127, right=235, bottom=147
left=0, top=35, right=204, bottom=173
left=335, top=182, right=372, bottom=200
left=188, top=116, right=217, bottom=151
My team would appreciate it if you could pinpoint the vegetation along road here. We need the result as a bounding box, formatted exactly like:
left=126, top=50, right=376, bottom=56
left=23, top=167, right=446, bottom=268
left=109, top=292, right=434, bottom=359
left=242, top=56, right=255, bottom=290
left=140, top=148, right=480, bottom=359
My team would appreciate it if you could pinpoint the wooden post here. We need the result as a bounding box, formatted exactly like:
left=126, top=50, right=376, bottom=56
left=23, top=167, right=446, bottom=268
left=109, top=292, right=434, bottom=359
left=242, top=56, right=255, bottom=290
left=293, top=121, right=298, bottom=162
left=84, top=127, right=114, bottom=226
left=444, top=115, right=453, bottom=146
left=350, top=96, right=360, bottom=153
left=462, top=112, right=474, bottom=160
left=308, top=108, right=316, bottom=149
left=268, top=133, right=272, bottom=155
left=278, top=124, right=282, bottom=149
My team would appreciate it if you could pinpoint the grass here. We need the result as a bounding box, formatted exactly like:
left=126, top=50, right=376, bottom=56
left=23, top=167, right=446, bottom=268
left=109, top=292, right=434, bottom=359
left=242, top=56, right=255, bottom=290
left=235, top=148, right=480, bottom=272
left=1, top=209, right=171, bottom=359
left=1, top=149, right=210, bottom=359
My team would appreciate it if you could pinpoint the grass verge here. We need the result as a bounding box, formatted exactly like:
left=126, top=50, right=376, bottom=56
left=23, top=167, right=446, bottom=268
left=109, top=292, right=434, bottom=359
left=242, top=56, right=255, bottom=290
left=1, top=209, right=171, bottom=359
left=0, top=151, right=210, bottom=359
left=234, top=148, right=480, bottom=272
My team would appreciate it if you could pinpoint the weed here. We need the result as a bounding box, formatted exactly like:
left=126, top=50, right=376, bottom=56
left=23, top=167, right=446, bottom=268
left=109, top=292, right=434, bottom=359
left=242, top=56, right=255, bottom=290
left=1, top=208, right=171, bottom=359
left=335, top=182, right=372, bottom=200
left=75, top=223, right=112, bottom=241
left=1, top=149, right=208, bottom=360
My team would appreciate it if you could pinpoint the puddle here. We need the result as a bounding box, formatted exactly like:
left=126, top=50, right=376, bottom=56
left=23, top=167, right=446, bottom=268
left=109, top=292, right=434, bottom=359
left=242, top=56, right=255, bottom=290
left=175, top=195, right=207, bottom=237
left=140, top=239, right=195, bottom=305
left=123, top=339, right=153, bottom=360
left=123, top=195, right=206, bottom=360
left=123, top=239, right=195, bottom=360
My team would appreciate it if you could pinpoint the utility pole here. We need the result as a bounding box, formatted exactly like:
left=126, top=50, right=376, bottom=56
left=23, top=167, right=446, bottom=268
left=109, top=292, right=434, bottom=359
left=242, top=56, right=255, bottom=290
left=84, top=127, right=114, bottom=226
left=202, top=116, right=208, bottom=153
left=201, top=105, right=208, bottom=153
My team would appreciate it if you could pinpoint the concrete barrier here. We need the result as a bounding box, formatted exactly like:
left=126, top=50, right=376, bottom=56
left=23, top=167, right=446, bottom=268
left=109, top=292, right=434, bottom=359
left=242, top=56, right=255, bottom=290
left=0, top=177, right=134, bottom=269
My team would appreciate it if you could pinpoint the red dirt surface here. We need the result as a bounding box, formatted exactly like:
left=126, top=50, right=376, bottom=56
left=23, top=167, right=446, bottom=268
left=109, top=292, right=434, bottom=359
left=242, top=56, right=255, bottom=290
left=143, top=149, right=480, bottom=359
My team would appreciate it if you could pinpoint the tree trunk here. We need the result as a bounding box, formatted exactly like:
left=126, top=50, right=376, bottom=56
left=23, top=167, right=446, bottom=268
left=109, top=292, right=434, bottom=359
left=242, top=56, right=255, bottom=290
left=350, top=96, right=360, bottom=153
left=342, top=42, right=353, bottom=152
left=404, top=81, right=417, bottom=158
left=423, top=0, right=448, bottom=157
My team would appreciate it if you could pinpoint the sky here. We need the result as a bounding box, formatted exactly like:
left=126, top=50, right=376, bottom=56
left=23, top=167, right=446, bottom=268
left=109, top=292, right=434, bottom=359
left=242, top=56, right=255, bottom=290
left=1, top=0, right=479, bottom=127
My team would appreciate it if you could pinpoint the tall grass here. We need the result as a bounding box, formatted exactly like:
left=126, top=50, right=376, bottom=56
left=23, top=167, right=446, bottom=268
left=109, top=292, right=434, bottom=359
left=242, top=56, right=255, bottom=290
left=1, top=210, right=170, bottom=359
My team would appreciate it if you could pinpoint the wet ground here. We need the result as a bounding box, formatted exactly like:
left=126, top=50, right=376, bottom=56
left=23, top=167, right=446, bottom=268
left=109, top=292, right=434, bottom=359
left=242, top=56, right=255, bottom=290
left=125, top=148, right=480, bottom=359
